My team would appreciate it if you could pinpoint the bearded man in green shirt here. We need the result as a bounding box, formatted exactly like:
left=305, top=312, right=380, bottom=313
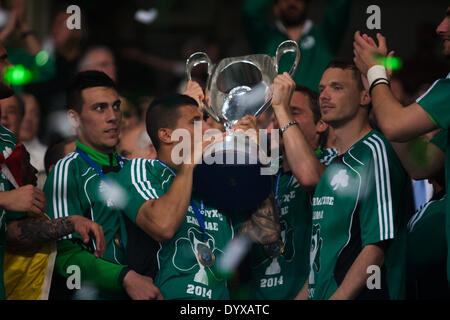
left=243, top=0, right=351, bottom=91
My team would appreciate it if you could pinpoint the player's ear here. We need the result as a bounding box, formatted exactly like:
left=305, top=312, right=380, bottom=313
left=360, top=89, right=371, bottom=107
left=315, top=119, right=328, bottom=134
left=158, top=128, right=174, bottom=145
left=67, top=109, right=81, bottom=129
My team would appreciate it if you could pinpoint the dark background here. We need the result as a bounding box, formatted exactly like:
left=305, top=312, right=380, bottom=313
left=22, top=0, right=450, bottom=98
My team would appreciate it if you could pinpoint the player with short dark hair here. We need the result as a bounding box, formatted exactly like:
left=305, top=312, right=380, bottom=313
left=44, top=70, right=162, bottom=300
left=145, top=94, right=198, bottom=151
left=114, top=92, right=281, bottom=300
left=66, top=70, right=117, bottom=114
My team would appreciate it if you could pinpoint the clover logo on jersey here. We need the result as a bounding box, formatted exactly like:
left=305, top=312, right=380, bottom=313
left=330, top=169, right=349, bottom=190
left=309, top=224, right=322, bottom=285
left=172, top=227, right=223, bottom=285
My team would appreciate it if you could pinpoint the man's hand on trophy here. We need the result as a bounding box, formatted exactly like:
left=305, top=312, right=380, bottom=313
left=183, top=80, right=205, bottom=109
left=232, top=115, right=259, bottom=145
left=271, top=72, right=295, bottom=111
left=183, top=131, right=224, bottom=168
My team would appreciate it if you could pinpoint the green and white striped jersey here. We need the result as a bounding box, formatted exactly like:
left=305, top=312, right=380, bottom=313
left=249, top=148, right=337, bottom=300
left=44, top=141, right=129, bottom=267
left=308, top=130, right=409, bottom=300
left=416, top=73, right=450, bottom=283
left=116, top=158, right=246, bottom=300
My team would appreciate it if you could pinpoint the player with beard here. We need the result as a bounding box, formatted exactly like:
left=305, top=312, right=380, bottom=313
left=243, top=0, right=351, bottom=91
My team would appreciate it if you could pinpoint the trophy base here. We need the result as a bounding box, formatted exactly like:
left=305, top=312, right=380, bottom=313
left=193, top=161, right=272, bottom=212
left=193, top=133, right=273, bottom=211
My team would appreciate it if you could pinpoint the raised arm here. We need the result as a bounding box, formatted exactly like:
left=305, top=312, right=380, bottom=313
left=271, top=73, right=325, bottom=191
left=390, top=137, right=445, bottom=180
left=135, top=135, right=220, bottom=242
left=353, top=31, right=438, bottom=142
left=135, top=164, right=195, bottom=242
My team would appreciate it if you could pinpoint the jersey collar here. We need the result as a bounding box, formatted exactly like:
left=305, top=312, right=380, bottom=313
left=76, top=140, right=118, bottom=167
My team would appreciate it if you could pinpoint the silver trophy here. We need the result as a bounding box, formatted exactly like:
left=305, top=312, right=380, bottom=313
left=187, top=40, right=301, bottom=211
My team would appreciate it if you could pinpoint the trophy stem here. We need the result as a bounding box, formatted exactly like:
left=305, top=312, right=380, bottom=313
left=224, top=123, right=233, bottom=135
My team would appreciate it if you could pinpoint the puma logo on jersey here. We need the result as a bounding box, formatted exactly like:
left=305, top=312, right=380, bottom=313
left=330, top=169, right=349, bottom=190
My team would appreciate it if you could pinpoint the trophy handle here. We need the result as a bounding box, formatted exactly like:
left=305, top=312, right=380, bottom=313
left=275, top=40, right=301, bottom=76
left=186, top=52, right=212, bottom=81
left=185, top=52, right=221, bottom=123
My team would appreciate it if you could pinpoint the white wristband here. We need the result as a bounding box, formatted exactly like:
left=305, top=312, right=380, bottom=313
left=367, top=65, right=387, bottom=87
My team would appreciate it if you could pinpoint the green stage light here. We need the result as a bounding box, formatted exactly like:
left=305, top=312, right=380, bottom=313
left=35, top=50, right=49, bottom=67
left=4, top=65, right=33, bottom=85
left=377, top=56, right=403, bottom=70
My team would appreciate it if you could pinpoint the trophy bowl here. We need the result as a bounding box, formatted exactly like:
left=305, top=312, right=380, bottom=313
left=187, top=40, right=301, bottom=211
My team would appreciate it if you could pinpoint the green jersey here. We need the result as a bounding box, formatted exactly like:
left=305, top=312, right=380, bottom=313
left=430, top=128, right=447, bottom=152
left=407, top=196, right=446, bottom=276
left=308, top=130, right=409, bottom=300
left=116, top=158, right=244, bottom=300
left=242, top=0, right=351, bottom=91
left=0, top=124, right=17, bottom=300
left=249, top=148, right=337, bottom=300
left=416, top=73, right=450, bottom=283
left=44, top=141, right=129, bottom=299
